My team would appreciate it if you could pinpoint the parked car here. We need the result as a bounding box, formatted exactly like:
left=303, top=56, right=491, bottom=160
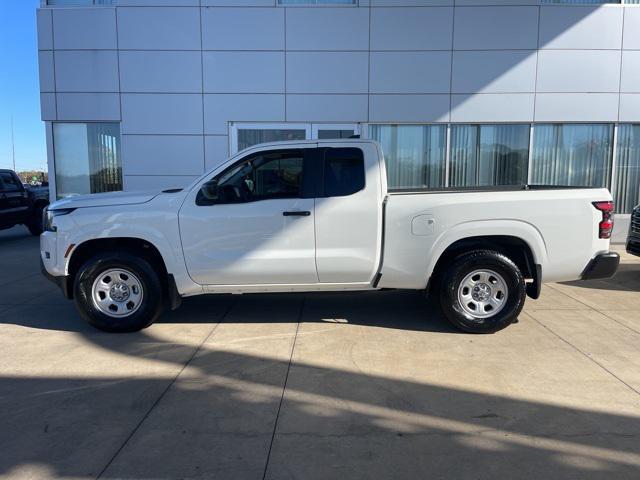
left=626, top=205, right=640, bottom=257
left=40, top=140, right=619, bottom=334
left=0, top=169, right=49, bottom=236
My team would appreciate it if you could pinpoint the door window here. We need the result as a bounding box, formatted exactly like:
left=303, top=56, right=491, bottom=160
left=322, top=148, right=365, bottom=197
left=198, top=150, right=304, bottom=206
left=0, top=172, right=22, bottom=192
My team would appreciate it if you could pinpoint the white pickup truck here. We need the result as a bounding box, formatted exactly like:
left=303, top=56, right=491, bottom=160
left=41, top=139, right=619, bottom=334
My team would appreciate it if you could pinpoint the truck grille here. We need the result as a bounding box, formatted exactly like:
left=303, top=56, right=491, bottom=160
left=632, top=209, right=640, bottom=234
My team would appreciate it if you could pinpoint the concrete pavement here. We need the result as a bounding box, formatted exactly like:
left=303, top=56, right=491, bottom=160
left=0, top=226, right=639, bottom=479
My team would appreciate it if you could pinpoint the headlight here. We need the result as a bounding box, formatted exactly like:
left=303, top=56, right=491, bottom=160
left=43, top=208, right=75, bottom=232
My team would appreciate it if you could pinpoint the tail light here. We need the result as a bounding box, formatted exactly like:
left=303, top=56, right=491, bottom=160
left=592, top=201, right=614, bottom=239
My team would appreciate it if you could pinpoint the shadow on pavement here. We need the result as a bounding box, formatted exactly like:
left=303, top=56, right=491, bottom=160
left=560, top=262, right=640, bottom=292
left=0, top=290, right=459, bottom=335
left=165, top=290, right=459, bottom=333
left=0, top=226, right=34, bottom=244
left=0, top=292, right=639, bottom=479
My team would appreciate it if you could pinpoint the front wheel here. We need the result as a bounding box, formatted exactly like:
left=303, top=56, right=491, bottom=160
left=74, top=252, right=164, bottom=332
left=439, top=250, right=526, bottom=334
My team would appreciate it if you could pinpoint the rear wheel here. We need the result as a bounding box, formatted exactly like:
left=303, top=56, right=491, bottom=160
left=73, top=252, right=164, bottom=332
left=439, top=250, right=526, bottom=334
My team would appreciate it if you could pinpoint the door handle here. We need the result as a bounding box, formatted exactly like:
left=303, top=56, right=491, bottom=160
left=283, top=211, right=311, bottom=217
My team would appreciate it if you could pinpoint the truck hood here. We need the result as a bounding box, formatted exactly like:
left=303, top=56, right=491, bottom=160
left=49, top=190, right=161, bottom=210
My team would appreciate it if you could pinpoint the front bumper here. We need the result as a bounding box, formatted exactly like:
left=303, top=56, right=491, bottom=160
left=40, top=257, right=73, bottom=299
left=581, top=252, right=620, bottom=280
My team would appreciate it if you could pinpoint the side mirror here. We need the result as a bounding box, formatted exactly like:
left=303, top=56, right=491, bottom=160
left=200, top=179, right=219, bottom=201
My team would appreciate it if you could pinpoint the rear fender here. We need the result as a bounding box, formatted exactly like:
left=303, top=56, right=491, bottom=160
left=425, top=220, right=548, bottom=288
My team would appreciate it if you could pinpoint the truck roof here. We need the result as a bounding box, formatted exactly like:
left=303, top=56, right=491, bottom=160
left=234, top=138, right=379, bottom=157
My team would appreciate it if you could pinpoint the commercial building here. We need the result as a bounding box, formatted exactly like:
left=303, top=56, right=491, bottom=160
left=37, top=0, right=640, bottom=239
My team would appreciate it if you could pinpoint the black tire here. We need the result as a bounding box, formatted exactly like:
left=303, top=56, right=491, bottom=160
left=27, top=204, right=46, bottom=236
left=73, top=252, right=164, bottom=332
left=439, top=250, right=526, bottom=334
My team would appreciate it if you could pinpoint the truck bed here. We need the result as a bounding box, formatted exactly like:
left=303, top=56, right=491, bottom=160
left=379, top=186, right=612, bottom=290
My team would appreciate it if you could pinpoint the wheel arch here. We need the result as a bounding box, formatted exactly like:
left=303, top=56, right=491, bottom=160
left=66, top=237, right=180, bottom=307
left=427, top=234, right=542, bottom=299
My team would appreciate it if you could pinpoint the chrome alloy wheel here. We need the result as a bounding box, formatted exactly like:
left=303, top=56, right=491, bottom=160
left=91, top=268, right=144, bottom=318
left=457, top=269, right=508, bottom=319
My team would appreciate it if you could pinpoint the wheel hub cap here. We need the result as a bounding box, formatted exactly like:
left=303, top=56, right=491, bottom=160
left=472, top=283, right=492, bottom=302
left=457, top=269, right=509, bottom=320
left=91, top=268, right=144, bottom=319
left=109, top=282, right=131, bottom=302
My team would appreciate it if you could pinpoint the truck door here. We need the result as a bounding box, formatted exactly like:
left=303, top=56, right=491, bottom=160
left=313, top=144, right=384, bottom=283
left=0, top=171, right=29, bottom=228
left=179, top=148, right=318, bottom=285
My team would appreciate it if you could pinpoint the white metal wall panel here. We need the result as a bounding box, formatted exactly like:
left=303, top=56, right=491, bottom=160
left=203, top=52, right=285, bottom=94
left=121, top=94, right=203, bottom=134
left=535, top=93, right=620, bottom=122
left=370, top=52, right=451, bottom=94
left=54, top=51, right=119, bottom=93
left=286, top=95, right=368, bottom=122
left=117, top=7, right=201, bottom=50
left=452, top=51, right=536, bottom=94
left=286, top=8, right=369, bottom=51
left=454, top=6, right=538, bottom=50
left=201, top=7, right=284, bottom=51
left=286, top=52, right=369, bottom=94
left=539, top=6, right=623, bottom=50
left=370, top=7, right=453, bottom=51
left=536, top=50, right=621, bottom=93
left=52, top=8, right=117, bottom=50
left=204, top=94, right=285, bottom=134
left=56, top=93, right=120, bottom=121
left=122, top=135, right=205, bottom=176
left=119, top=51, right=202, bottom=93
left=450, top=93, right=535, bottom=123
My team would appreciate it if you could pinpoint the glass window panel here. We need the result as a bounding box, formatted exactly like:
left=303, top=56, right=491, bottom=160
left=450, top=124, right=529, bottom=188
left=614, top=124, right=640, bottom=214
left=449, top=125, right=479, bottom=188
left=237, top=129, right=306, bottom=152
left=479, top=125, right=530, bottom=186
left=531, top=124, right=613, bottom=188
left=317, top=129, right=355, bottom=140
left=0, top=172, right=22, bottom=192
left=541, top=1, right=620, bottom=4
left=278, top=0, right=356, bottom=4
left=53, top=123, right=122, bottom=199
left=253, top=155, right=303, bottom=200
left=369, top=124, right=446, bottom=190
left=46, top=0, right=114, bottom=4
left=209, top=150, right=304, bottom=205
left=323, top=148, right=365, bottom=197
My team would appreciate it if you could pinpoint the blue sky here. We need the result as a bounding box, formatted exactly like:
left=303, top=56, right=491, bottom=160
left=0, top=1, right=46, bottom=172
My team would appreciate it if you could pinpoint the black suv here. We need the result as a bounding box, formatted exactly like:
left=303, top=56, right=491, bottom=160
left=0, top=169, right=49, bottom=236
left=627, top=205, right=640, bottom=257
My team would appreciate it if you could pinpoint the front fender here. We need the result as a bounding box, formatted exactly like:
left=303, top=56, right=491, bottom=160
left=58, top=208, right=202, bottom=296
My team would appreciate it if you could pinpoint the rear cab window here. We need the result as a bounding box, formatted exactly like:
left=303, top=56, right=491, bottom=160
left=321, top=148, right=365, bottom=197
